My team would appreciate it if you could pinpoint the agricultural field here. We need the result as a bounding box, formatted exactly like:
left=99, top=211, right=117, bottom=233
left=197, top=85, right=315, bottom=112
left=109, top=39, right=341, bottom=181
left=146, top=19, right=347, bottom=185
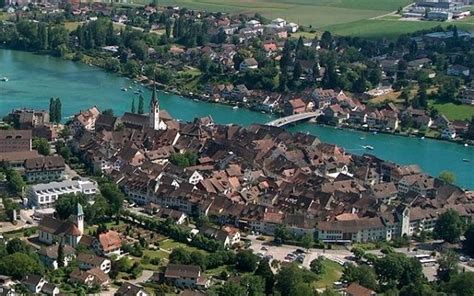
left=145, top=0, right=412, bottom=28
left=141, top=0, right=474, bottom=39
left=325, top=18, right=474, bottom=40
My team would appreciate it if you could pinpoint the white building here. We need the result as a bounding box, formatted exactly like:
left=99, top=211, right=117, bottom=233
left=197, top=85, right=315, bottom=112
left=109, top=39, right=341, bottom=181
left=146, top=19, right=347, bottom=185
left=27, top=179, right=98, bottom=209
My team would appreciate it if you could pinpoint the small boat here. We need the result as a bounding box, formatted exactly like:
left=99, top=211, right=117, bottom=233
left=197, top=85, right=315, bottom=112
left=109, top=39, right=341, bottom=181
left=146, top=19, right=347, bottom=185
left=121, top=87, right=128, bottom=91
left=463, top=159, right=470, bottom=162
left=193, top=99, right=199, bottom=102
left=164, top=91, right=169, bottom=94
left=421, top=136, right=425, bottom=140
left=233, top=106, right=239, bottom=110
left=363, top=145, right=374, bottom=150
left=372, top=131, right=378, bottom=135
left=465, top=143, right=469, bottom=147
left=128, top=86, right=133, bottom=89
left=359, top=137, right=365, bottom=140
left=0, top=77, right=8, bottom=82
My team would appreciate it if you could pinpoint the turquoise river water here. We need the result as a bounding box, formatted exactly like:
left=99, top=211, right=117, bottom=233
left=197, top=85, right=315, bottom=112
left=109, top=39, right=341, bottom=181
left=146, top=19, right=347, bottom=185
left=0, top=49, right=472, bottom=188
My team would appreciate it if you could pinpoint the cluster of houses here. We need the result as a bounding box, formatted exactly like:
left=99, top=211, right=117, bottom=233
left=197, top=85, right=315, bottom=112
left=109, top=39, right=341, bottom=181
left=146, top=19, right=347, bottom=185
left=60, top=89, right=474, bottom=248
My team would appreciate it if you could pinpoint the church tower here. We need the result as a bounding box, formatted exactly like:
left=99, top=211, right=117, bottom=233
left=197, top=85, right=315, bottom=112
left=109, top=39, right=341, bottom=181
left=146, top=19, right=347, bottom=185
left=72, top=203, right=84, bottom=235
left=149, top=81, right=160, bottom=130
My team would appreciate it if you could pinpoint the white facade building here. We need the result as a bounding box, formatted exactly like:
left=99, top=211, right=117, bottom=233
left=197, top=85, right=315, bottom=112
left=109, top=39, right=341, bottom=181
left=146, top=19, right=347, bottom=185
left=27, top=179, right=98, bottom=209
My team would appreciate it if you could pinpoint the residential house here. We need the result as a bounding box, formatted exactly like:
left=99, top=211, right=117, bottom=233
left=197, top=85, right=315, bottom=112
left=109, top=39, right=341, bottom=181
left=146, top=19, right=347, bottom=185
left=344, top=282, right=377, bottom=296
left=284, top=98, right=307, bottom=115
left=458, top=86, right=474, bottom=105
left=157, top=208, right=187, bottom=225
left=447, top=64, right=470, bottom=77
left=324, top=104, right=349, bottom=125
left=198, top=225, right=231, bottom=248
left=70, top=268, right=110, bottom=289
left=22, top=275, right=46, bottom=294
left=93, top=230, right=122, bottom=257
left=39, top=244, right=76, bottom=269
left=9, top=108, right=50, bottom=128
left=70, top=107, right=100, bottom=133
left=77, top=253, right=112, bottom=273
left=116, top=282, right=149, bottom=296
left=0, top=130, right=32, bottom=153
left=239, top=58, right=259, bottom=71
left=164, top=264, right=209, bottom=289
left=222, top=225, right=241, bottom=246
left=24, top=155, right=66, bottom=182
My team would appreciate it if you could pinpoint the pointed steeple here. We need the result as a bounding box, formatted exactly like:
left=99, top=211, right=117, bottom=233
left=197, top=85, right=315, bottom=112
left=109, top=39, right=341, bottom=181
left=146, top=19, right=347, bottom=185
left=150, top=79, right=158, bottom=108
left=149, top=73, right=160, bottom=130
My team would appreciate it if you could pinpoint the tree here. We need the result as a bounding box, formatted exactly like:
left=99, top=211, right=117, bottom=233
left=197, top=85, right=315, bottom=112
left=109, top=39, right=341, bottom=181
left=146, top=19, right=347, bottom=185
left=274, top=264, right=317, bottom=295
left=131, top=97, right=136, bottom=113
left=55, top=98, right=62, bottom=122
left=320, top=31, right=333, bottom=49
left=439, top=171, right=456, bottom=184
left=33, top=137, right=51, bottom=156
left=48, top=97, right=62, bottom=123
left=218, top=282, right=246, bottom=296
left=274, top=224, right=291, bottom=243
left=255, top=258, right=274, bottom=294
left=6, top=238, right=30, bottom=254
left=342, top=263, right=378, bottom=291
left=55, top=194, right=87, bottom=220
left=0, top=253, right=44, bottom=280
left=99, top=181, right=124, bottom=217
left=464, top=224, right=474, bottom=256
left=57, top=240, right=65, bottom=268
left=445, top=272, right=474, bottom=296
left=434, top=209, right=463, bottom=243
left=236, top=250, right=258, bottom=272
left=301, top=233, right=313, bottom=250
left=241, top=275, right=266, bottom=296
left=310, top=256, right=325, bottom=276
left=137, top=95, right=145, bottom=114
left=169, top=247, right=191, bottom=265
left=5, top=169, right=25, bottom=195
left=169, top=152, right=198, bottom=168
left=374, top=253, right=424, bottom=289
left=437, top=250, right=459, bottom=282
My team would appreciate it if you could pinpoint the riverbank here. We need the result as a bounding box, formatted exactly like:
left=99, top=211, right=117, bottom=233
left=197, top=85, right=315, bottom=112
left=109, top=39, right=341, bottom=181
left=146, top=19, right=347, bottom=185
left=1, top=45, right=471, bottom=147
left=0, top=48, right=472, bottom=188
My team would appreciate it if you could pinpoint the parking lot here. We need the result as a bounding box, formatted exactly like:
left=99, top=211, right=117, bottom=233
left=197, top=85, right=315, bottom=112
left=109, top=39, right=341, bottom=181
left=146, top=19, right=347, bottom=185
left=247, top=236, right=352, bottom=269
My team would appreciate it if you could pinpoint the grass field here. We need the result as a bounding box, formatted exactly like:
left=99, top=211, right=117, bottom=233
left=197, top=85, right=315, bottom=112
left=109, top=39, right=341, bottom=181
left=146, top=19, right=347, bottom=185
left=145, top=0, right=474, bottom=39
left=312, top=259, right=343, bottom=289
left=325, top=18, right=474, bottom=39
left=146, top=0, right=411, bottom=28
left=429, top=101, right=474, bottom=121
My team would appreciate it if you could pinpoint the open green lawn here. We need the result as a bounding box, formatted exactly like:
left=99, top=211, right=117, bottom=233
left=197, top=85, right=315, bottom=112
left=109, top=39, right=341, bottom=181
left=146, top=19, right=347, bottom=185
left=325, top=18, right=474, bottom=39
left=429, top=101, right=474, bottom=121
left=141, top=0, right=411, bottom=28
left=158, top=238, right=207, bottom=254
left=312, top=259, right=343, bottom=289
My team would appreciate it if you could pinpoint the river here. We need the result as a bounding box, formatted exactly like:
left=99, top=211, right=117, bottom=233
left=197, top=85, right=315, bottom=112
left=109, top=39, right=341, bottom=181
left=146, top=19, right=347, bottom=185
left=0, top=49, right=473, bottom=188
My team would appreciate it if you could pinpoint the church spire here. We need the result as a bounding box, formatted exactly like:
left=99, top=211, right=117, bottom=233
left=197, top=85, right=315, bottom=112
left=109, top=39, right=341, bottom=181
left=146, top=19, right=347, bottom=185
left=149, top=74, right=160, bottom=130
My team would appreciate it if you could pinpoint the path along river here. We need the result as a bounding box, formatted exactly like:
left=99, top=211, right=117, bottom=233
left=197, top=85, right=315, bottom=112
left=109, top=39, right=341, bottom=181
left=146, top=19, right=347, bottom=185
left=0, top=49, right=472, bottom=188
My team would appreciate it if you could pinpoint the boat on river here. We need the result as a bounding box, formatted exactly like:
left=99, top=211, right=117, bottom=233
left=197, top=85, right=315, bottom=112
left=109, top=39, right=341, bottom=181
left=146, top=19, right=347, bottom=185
left=463, top=159, right=470, bottom=162
left=362, top=145, right=374, bottom=150
left=233, top=106, right=239, bottom=110
left=0, top=77, right=8, bottom=82
left=121, top=87, right=127, bottom=91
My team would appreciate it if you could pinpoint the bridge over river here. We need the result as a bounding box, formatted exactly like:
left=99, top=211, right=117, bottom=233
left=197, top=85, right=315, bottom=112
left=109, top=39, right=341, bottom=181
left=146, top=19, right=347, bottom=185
left=265, top=111, right=322, bottom=127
